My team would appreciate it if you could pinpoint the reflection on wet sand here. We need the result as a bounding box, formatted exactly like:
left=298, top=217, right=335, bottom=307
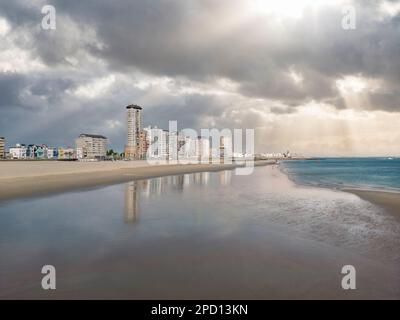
left=123, top=171, right=232, bottom=223
left=219, top=169, right=231, bottom=185
left=2, top=166, right=400, bottom=299
left=124, top=182, right=139, bottom=223
left=194, top=172, right=209, bottom=185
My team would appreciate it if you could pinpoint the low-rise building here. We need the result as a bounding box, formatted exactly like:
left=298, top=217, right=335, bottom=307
left=58, top=147, right=76, bottom=160
left=9, top=144, right=60, bottom=160
left=26, top=145, right=46, bottom=159
left=9, top=144, right=27, bottom=159
left=47, top=147, right=58, bottom=159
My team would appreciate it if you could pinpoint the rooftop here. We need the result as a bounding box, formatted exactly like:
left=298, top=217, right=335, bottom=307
left=79, top=133, right=108, bottom=140
left=126, top=104, right=142, bottom=110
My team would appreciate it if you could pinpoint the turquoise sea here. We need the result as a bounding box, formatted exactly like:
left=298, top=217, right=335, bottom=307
left=281, top=157, right=400, bottom=192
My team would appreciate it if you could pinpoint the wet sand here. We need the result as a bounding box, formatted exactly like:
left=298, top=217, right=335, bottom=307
left=1, top=165, right=399, bottom=299
left=344, top=189, right=400, bottom=216
left=6, top=223, right=400, bottom=300
left=0, top=160, right=273, bottom=202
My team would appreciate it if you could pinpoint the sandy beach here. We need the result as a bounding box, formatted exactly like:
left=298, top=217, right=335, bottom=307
left=1, top=159, right=400, bottom=220
left=344, top=189, right=400, bottom=217
left=1, top=160, right=399, bottom=218
left=0, top=160, right=268, bottom=202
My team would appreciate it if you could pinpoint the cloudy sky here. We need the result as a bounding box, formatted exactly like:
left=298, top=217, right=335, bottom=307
left=0, top=0, right=399, bottom=156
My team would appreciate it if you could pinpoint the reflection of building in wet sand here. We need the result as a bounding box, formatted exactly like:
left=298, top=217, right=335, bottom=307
left=124, top=171, right=233, bottom=222
left=150, top=177, right=163, bottom=195
left=183, top=174, right=191, bottom=187
left=193, top=172, right=209, bottom=185
left=219, top=170, right=232, bottom=185
left=141, top=176, right=186, bottom=196
left=124, top=182, right=139, bottom=223
left=173, top=175, right=185, bottom=190
left=140, top=177, right=165, bottom=198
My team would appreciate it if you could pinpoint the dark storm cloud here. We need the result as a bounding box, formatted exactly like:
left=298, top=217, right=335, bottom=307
left=370, top=91, right=400, bottom=111
left=143, top=94, right=226, bottom=130
left=29, top=78, right=74, bottom=100
left=1, top=0, right=400, bottom=151
left=2, top=0, right=400, bottom=107
left=28, top=0, right=397, bottom=112
left=0, top=72, right=75, bottom=146
left=0, top=73, right=26, bottom=107
left=0, top=0, right=40, bottom=26
left=0, top=72, right=77, bottom=111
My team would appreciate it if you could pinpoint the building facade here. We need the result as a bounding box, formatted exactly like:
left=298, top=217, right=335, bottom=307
left=47, top=147, right=58, bottom=159
left=143, top=126, right=169, bottom=160
left=58, top=147, right=76, bottom=160
left=0, top=137, right=4, bottom=158
left=141, top=128, right=215, bottom=162
left=137, top=130, right=148, bottom=159
left=195, top=137, right=210, bottom=162
left=9, top=144, right=62, bottom=160
left=75, top=134, right=108, bottom=160
left=9, top=144, right=27, bottom=159
left=125, top=105, right=142, bottom=159
left=179, top=135, right=197, bottom=160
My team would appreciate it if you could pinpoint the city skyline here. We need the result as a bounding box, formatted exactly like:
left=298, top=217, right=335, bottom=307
left=0, top=104, right=286, bottom=160
left=0, top=1, right=399, bottom=156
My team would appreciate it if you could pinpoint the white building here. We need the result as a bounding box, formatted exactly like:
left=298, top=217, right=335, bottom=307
left=177, top=135, right=197, bottom=160
left=9, top=144, right=27, bottom=159
left=141, top=128, right=215, bottom=163
left=195, top=137, right=210, bottom=162
left=167, top=131, right=179, bottom=161
left=167, top=131, right=194, bottom=161
left=46, top=147, right=58, bottom=159
left=143, top=126, right=169, bottom=160
left=75, top=134, right=108, bottom=160
left=76, top=147, right=84, bottom=160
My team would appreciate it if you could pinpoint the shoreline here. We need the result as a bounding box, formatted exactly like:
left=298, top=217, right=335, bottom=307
left=2, top=159, right=399, bottom=217
left=0, top=161, right=271, bottom=202
left=343, top=188, right=400, bottom=217
left=278, top=163, right=400, bottom=216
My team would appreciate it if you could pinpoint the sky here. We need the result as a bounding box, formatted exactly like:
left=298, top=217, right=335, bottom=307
left=0, top=0, right=399, bottom=156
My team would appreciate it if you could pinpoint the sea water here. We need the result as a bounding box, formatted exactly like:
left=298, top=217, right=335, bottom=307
left=281, top=157, right=400, bottom=191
